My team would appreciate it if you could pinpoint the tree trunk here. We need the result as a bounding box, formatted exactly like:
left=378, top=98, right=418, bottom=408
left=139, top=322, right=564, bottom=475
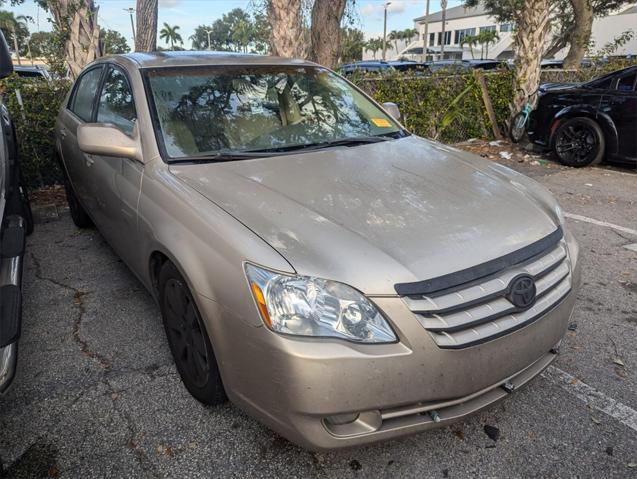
left=47, top=0, right=101, bottom=79
left=135, top=0, right=158, bottom=52
left=11, top=27, right=21, bottom=65
left=511, top=0, right=551, bottom=115
left=267, top=0, right=305, bottom=58
left=308, top=0, right=347, bottom=68
left=563, top=0, right=593, bottom=69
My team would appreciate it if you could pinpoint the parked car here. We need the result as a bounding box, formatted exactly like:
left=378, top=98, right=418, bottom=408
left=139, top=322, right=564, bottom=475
left=428, top=59, right=507, bottom=73
left=14, top=65, right=51, bottom=81
left=388, top=60, right=430, bottom=75
left=56, top=52, right=580, bottom=450
left=338, top=60, right=395, bottom=75
left=0, top=32, right=34, bottom=394
left=528, top=65, right=637, bottom=166
left=540, top=58, right=593, bottom=70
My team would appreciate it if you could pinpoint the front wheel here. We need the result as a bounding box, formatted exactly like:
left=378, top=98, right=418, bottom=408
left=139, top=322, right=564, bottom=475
left=159, top=261, right=227, bottom=406
left=553, top=117, right=604, bottom=167
left=509, top=112, right=527, bottom=143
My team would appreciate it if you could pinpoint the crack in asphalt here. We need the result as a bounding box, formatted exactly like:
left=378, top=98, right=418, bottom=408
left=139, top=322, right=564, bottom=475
left=29, top=252, right=111, bottom=371
left=28, top=251, right=163, bottom=477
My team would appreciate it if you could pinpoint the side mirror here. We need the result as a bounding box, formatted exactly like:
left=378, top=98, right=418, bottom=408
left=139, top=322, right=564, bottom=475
left=0, top=30, right=13, bottom=79
left=78, top=123, right=142, bottom=161
left=382, top=102, right=401, bottom=121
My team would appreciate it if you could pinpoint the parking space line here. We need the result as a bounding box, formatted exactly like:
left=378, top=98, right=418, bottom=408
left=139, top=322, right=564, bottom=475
left=565, top=212, right=637, bottom=236
left=543, top=366, right=637, bottom=433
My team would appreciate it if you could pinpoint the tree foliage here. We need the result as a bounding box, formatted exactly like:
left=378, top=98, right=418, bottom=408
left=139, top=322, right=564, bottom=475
left=340, top=28, right=365, bottom=63
left=190, top=8, right=270, bottom=53
left=159, top=23, right=183, bottom=50
left=101, top=28, right=129, bottom=54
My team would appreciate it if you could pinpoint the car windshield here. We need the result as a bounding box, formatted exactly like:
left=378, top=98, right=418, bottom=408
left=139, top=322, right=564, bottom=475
left=144, top=65, right=402, bottom=160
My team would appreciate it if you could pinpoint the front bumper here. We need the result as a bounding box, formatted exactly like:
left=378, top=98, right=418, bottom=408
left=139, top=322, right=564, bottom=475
left=198, top=233, right=580, bottom=451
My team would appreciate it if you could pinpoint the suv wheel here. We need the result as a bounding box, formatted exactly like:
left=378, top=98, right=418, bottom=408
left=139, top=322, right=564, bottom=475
left=553, top=117, right=604, bottom=167
left=159, top=261, right=226, bottom=405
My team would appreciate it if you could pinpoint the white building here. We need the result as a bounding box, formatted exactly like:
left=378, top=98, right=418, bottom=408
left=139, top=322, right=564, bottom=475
left=364, top=3, right=637, bottom=62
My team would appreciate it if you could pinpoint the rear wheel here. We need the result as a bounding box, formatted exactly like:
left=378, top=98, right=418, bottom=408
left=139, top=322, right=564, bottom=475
left=159, top=261, right=226, bottom=405
left=509, top=112, right=527, bottom=143
left=62, top=172, right=93, bottom=228
left=553, top=117, right=604, bottom=167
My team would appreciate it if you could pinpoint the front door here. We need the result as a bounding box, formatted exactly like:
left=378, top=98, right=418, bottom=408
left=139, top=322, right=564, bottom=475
left=601, top=69, right=637, bottom=160
left=90, top=65, right=143, bottom=269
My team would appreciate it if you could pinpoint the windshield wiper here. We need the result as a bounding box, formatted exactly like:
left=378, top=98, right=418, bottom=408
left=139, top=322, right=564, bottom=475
left=168, top=150, right=272, bottom=163
left=245, top=135, right=394, bottom=154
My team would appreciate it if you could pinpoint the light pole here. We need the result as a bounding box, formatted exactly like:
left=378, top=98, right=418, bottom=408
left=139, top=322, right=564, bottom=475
left=206, top=29, right=213, bottom=50
left=439, top=0, right=447, bottom=61
left=124, top=7, right=136, bottom=45
left=421, top=0, right=430, bottom=62
left=382, top=2, right=391, bottom=61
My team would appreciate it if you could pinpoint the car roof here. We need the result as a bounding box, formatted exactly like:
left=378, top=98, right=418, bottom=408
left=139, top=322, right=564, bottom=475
left=103, top=51, right=317, bottom=69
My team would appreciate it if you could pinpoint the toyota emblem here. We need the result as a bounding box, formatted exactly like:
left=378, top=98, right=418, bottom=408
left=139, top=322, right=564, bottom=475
left=507, top=274, right=537, bottom=309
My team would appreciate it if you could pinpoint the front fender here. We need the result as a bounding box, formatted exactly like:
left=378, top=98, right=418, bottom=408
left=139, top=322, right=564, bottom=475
left=137, top=159, right=294, bottom=328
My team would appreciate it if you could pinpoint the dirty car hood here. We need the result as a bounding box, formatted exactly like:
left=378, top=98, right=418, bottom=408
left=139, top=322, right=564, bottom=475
left=169, top=136, right=559, bottom=295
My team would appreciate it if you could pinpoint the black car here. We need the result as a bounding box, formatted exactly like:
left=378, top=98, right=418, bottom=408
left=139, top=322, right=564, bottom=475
left=338, top=61, right=395, bottom=75
left=14, top=65, right=51, bottom=81
left=0, top=32, right=33, bottom=394
left=528, top=66, right=637, bottom=167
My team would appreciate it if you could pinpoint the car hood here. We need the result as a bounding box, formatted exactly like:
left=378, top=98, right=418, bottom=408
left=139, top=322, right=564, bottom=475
left=169, top=136, right=559, bottom=295
left=539, top=82, right=579, bottom=92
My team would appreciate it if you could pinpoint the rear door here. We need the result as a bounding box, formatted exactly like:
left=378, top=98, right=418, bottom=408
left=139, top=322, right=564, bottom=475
left=59, top=65, right=105, bottom=211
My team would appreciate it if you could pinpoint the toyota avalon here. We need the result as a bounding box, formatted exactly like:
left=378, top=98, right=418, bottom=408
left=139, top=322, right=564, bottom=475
left=55, top=52, right=580, bottom=450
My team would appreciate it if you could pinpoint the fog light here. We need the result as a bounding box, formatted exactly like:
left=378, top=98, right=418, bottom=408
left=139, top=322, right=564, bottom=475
left=324, top=413, right=360, bottom=426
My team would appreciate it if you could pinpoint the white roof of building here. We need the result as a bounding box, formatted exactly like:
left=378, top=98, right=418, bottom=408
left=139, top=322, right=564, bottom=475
left=414, top=4, right=488, bottom=23
left=619, top=5, right=637, bottom=15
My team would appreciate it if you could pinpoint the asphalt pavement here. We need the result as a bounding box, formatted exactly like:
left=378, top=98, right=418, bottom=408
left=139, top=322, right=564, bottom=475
left=1, top=153, right=635, bottom=478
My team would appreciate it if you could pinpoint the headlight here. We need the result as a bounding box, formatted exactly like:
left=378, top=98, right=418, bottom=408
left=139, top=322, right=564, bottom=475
left=245, top=264, right=397, bottom=344
left=554, top=203, right=566, bottom=226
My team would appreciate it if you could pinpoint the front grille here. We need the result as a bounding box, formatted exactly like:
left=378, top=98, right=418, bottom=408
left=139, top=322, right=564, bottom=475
left=400, top=233, right=572, bottom=349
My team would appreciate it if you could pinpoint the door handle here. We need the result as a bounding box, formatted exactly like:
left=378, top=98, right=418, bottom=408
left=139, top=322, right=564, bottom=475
left=59, top=128, right=67, bottom=139
left=85, top=155, right=95, bottom=167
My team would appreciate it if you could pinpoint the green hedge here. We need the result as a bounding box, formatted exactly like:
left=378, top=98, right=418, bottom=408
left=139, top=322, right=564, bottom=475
left=354, top=70, right=514, bottom=143
left=0, top=75, right=71, bottom=188
left=1, top=60, right=635, bottom=189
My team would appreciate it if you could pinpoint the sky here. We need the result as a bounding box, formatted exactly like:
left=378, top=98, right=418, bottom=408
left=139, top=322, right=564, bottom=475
left=6, top=0, right=464, bottom=50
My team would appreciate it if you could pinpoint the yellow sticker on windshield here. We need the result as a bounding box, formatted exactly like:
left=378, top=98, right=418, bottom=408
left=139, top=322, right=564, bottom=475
left=371, top=118, right=392, bottom=128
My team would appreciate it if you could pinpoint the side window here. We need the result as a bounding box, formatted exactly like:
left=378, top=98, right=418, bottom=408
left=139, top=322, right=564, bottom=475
left=617, top=72, right=636, bottom=92
left=96, top=67, right=137, bottom=136
left=69, top=67, right=103, bottom=122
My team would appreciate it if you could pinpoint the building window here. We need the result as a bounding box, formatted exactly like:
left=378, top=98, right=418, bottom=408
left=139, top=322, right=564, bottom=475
left=429, top=32, right=435, bottom=46
left=480, top=25, right=497, bottom=33
left=454, top=28, right=476, bottom=45
left=500, top=23, right=513, bottom=32
left=437, top=31, right=451, bottom=45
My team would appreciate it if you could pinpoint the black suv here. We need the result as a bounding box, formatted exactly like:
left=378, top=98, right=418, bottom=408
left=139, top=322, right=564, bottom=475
left=528, top=66, right=637, bottom=167
left=0, top=31, right=33, bottom=393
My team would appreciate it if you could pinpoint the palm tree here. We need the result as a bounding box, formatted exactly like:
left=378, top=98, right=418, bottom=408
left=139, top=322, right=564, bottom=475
left=16, top=15, right=32, bottom=65
left=0, top=11, right=25, bottom=65
left=159, top=23, right=183, bottom=50
left=460, top=34, right=479, bottom=59
left=388, top=30, right=402, bottom=55
left=478, top=30, right=500, bottom=59
left=366, top=38, right=382, bottom=59
left=403, top=28, right=418, bottom=45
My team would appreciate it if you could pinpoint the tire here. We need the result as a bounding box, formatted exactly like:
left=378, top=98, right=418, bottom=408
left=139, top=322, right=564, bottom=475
left=509, top=112, right=527, bottom=143
left=553, top=117, right=605, bottom=167
left=62, top=172, right=93, bottom=228
left=159, top=261, right=227, bottom=406
left=19, top=186, right=34, bottom=235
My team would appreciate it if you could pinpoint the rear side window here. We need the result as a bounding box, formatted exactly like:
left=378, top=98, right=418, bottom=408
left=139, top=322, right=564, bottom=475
left=69, top=67, right=103, bottom=122
left=96, top=68, right=137, bottom=135
left=617, top=73, right=636, bottom=92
